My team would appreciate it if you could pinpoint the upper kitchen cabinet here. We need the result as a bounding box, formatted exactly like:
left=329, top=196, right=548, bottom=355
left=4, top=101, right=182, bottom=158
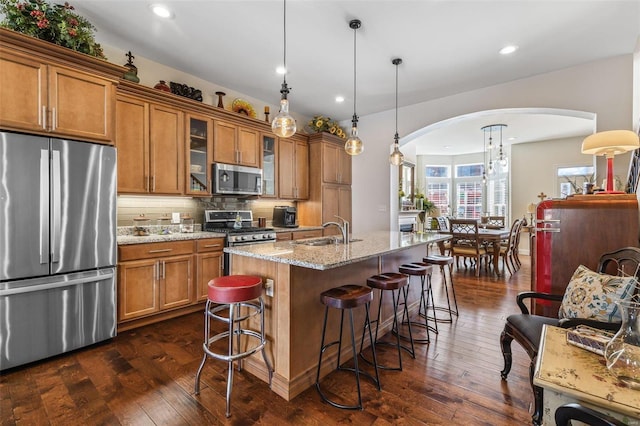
left=116, top=93, right=184, bottom=194
left=278, top=134, right=309, bottom=200
left=262, top=133, right=278, bottom=198
left=0, top=29, right=124, bottom=144
left=298, top=132, right=352, bottom=228
left=213, top=120, right=260, bottom=168
left=186, top=113, right=213, bottom=196
left=319, top=135, right=352, bottom=185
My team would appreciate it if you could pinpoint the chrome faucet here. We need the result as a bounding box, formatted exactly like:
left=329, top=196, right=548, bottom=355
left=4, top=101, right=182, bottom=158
left=322, top=215, right=350, bottom=244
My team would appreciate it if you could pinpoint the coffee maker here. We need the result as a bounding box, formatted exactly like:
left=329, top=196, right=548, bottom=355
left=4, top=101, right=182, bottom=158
left=272, top=206, right=298, bottom=228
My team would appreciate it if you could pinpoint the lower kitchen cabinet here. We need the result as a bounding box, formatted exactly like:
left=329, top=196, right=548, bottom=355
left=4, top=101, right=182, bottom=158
left=195, top=238, right=224, bottom=302
left=117, top=240, right=194, bottom=325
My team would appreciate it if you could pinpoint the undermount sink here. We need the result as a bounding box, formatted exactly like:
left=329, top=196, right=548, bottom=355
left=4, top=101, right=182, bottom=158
left=294, top=237, right=337, bottom=246
left=294, top=237, right=362, bottom=246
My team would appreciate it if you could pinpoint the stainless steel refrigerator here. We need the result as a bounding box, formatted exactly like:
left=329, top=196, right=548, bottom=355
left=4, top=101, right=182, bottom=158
left=0, top=132, right=117, bottom=370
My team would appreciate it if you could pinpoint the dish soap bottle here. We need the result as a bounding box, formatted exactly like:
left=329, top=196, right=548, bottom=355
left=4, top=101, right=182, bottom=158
left=233, top=213, right=242, bottom=229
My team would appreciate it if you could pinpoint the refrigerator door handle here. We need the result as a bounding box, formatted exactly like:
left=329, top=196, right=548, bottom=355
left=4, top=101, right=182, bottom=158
left=0, top=270, right=115, bottom=296
left=39, top=149, right=49, bottom=265
left=51, top=149, right=62, bottom=264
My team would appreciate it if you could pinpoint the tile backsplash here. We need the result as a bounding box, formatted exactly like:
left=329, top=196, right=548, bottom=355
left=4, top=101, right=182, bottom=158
left=117, top=196, right=295, bottom=227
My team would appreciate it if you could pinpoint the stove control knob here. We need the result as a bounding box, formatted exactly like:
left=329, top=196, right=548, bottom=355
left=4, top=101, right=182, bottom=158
left=242, top=235, right=250, bottom=241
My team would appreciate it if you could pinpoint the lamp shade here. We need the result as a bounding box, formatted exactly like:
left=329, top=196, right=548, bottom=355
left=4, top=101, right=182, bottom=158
left=581, top=130, right=639, bottom=157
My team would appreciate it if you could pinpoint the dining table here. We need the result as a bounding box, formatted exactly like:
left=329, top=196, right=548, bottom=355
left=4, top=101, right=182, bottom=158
left=438, top=227, right=511, bottom=275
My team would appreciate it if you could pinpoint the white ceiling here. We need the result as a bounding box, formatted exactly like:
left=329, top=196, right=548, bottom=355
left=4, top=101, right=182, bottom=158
left=72, top=0, right=640, bottom=154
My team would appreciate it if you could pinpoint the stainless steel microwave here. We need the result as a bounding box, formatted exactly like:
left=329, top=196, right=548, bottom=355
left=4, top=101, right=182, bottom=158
left=212, top=163, right=262, bottom=196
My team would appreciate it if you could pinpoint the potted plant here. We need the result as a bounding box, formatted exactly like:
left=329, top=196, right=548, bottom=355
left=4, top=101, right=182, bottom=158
left=0, top=0, right=106, bottom=59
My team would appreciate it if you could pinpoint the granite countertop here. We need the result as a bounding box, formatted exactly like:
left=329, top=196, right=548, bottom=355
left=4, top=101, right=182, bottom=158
left=117, top=225, right=324, bottom=245
left=224, top=231, right=449, bottom=270
left=117, top=231, right=226, bottom=245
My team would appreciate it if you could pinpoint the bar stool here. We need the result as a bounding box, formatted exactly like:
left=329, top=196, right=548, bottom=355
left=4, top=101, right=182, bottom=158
left=316, top=284, right=381, bottom=410
left=423, top=254, right=458, bottom=322
left=398, top=262, right=438, bottom=342
left=194, top=275, right=273, bottom=418
left=359, top=272, right=414, bottom=370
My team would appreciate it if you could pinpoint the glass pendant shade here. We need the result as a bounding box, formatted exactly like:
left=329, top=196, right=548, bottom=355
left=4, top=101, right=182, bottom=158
left=389, top=142, right=404, bottom=166
left=345, top=124, right=364, bottom=155
left=272, top=97, right=296, bottom=137
left=389, top=146, right=404, bottom=165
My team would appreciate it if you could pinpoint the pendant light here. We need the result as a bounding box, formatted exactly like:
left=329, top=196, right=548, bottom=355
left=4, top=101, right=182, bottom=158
left=389, top=58, right=404, bottom=165
left=344, top=19, right=363, bottom=156
left=271, top=0, right=296, bottom=138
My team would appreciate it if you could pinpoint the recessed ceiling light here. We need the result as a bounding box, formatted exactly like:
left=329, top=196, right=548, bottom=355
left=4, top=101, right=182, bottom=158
left=335, top=96, right=345, bottom=103
left=151, top=4, right=173, bottom=19
left=499, top=45, right=518, bottom=55
left=508, top=136, right=517, bottom=141
left=276, top=66, right=287, bottom=75
left=443, top=145, right=450, bottom=149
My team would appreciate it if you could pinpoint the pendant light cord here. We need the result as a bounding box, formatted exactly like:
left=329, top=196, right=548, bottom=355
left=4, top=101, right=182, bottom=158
left=394, top=61, right=398, bottom=140
left=352, top=23, right=357, bottom=123
left=283, top=0, right=287, bottom=84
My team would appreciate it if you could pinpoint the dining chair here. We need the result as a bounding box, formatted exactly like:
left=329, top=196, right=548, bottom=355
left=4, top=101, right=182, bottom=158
left=500, top=247, right=640, bottom=426
left=448, top=218, right=489, bottom=277
left=487, top=216, right=505, bottom=229
left=436, top=216, right=452, bottom=255
left=499, top=218, right=525, bottom=275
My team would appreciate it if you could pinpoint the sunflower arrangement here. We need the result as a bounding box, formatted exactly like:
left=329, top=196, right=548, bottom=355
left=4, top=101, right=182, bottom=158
left=0, top=0, right=106, bottom=59
left=306, top=115, right=346, bottom=139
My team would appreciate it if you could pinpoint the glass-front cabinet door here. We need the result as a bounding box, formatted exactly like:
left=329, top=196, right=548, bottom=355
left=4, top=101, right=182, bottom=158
left=186, top=114, right=213, bottom=196
left=262, top=134, right=277, bottom=197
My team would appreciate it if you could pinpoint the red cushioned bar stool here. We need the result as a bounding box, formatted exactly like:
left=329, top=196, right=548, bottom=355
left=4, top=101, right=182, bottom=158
left=316, top=285, right=381, bottom=410
left=359, top=272, right=415, bottom=370
left=194, top=275, right=273, bottom=418
left=423, top=254, right=458, bottom=323
left=398, top=262, right=438, bottom=342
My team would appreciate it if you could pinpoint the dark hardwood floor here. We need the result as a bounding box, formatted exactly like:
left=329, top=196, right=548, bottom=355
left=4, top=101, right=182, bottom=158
left=1, top=257, right=534, bottom=425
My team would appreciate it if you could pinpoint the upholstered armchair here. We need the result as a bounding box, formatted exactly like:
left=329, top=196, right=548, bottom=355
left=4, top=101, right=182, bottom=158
left=500, top=247, right=640, bottom=425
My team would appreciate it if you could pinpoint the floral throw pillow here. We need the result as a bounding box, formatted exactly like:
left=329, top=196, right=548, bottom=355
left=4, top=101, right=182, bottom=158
left=558, top=265, right=637, bottom=322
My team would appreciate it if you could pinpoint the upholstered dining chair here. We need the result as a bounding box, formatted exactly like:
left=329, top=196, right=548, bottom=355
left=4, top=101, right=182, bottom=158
left=555, top=403, right=626, bottom=426
left=500, top=247, right=640, bottom=426
left=449, top=218, right=490, bottom=276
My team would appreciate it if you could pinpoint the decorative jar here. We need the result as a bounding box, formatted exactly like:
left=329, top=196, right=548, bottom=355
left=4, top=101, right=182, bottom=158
left=604, top=299, right=640, bottom=389
left=133, top=214, right=150, bottom=236
left=180, top=215, right=194, bottom=233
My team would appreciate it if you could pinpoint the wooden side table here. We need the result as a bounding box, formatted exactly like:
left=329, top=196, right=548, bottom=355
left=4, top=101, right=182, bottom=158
left=533, top=325, right=640, bottom=425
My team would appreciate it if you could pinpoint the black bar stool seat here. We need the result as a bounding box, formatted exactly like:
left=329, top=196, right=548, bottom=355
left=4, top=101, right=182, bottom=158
left=316, top=284, right=381, bottom=410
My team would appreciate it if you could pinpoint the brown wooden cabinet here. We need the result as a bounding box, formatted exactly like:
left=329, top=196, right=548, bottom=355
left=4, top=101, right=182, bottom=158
left=117, top=241, right=193, bottom=323
left=322, top=140, right=352, bottom=185
left=185, top=113, right=213, bottom=196
left=278, top=134, right=309, bottom=199
left=0, top=48, right=116, bottom=143
left=213, top=120, right=260, bottom=167
left=115, top=94, right=184, bottom=194
left=195, top=238, right=224, bottom=302
left=321, top=185, right=352, bottom=236
left=298, top=133, right=352, bottom=230
left=262, top=134, right=278, bottom=198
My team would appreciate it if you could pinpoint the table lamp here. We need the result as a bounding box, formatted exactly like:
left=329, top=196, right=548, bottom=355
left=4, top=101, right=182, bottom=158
left=581, top=130, right=639, bottom=193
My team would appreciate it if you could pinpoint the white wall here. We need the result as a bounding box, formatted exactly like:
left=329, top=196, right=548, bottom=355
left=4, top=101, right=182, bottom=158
left=351, top=55, right=635, bottom=234
left=101, top=44, right=310, bottom=128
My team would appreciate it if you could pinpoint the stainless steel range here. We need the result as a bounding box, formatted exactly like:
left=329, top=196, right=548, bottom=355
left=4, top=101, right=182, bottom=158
left=204, top=210, right=276, bottom=274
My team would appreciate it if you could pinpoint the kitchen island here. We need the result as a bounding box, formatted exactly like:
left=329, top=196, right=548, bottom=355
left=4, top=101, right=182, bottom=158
left=225, top=231, right=450, bottom=400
